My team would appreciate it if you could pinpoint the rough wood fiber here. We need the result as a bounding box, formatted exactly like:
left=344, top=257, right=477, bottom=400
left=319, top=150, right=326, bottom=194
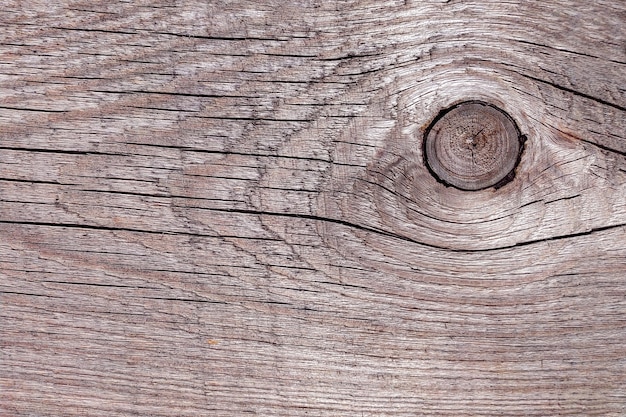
left=1, top=1, right=625, bottom=416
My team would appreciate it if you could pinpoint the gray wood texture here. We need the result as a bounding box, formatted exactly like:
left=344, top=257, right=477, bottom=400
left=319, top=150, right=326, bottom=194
left=1, top=1, right=625, bottom=415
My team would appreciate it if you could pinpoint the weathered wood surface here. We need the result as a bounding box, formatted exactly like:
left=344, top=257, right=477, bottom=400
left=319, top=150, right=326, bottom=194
left=1, top=1, right=625, bottom=415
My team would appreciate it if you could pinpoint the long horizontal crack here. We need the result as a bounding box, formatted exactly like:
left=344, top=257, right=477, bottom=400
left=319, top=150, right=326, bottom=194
left=197, top=207, right=626, bottom=253
left=0, top=146, right=125, bottom=156
left=1, top=211, right=623, bottom=254
left=0, top=219, right=281, bottom=241
left=0, top=105, right=67, bottom=113
left=516, top=72, right=625, bottom=113
left=514, top=38, right=626, bottom=65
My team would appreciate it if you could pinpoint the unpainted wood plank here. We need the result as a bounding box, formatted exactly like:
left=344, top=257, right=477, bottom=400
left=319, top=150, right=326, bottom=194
left=1, top=1, right=625, bottom=416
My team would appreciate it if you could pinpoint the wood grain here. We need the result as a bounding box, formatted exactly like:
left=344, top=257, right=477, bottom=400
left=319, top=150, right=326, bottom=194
left=1, top=1, right=625, bottom=416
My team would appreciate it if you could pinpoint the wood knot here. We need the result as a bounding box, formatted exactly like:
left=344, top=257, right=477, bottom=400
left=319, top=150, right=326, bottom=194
left=423, top=101, right=525, bottom=191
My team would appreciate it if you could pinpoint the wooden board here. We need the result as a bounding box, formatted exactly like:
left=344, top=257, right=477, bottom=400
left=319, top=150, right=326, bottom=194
left=1, top=1, right=625, bottom=415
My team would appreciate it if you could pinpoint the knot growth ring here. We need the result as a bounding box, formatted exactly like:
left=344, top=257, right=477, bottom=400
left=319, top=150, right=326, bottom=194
left=423, top=101, right=525, bottom=191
